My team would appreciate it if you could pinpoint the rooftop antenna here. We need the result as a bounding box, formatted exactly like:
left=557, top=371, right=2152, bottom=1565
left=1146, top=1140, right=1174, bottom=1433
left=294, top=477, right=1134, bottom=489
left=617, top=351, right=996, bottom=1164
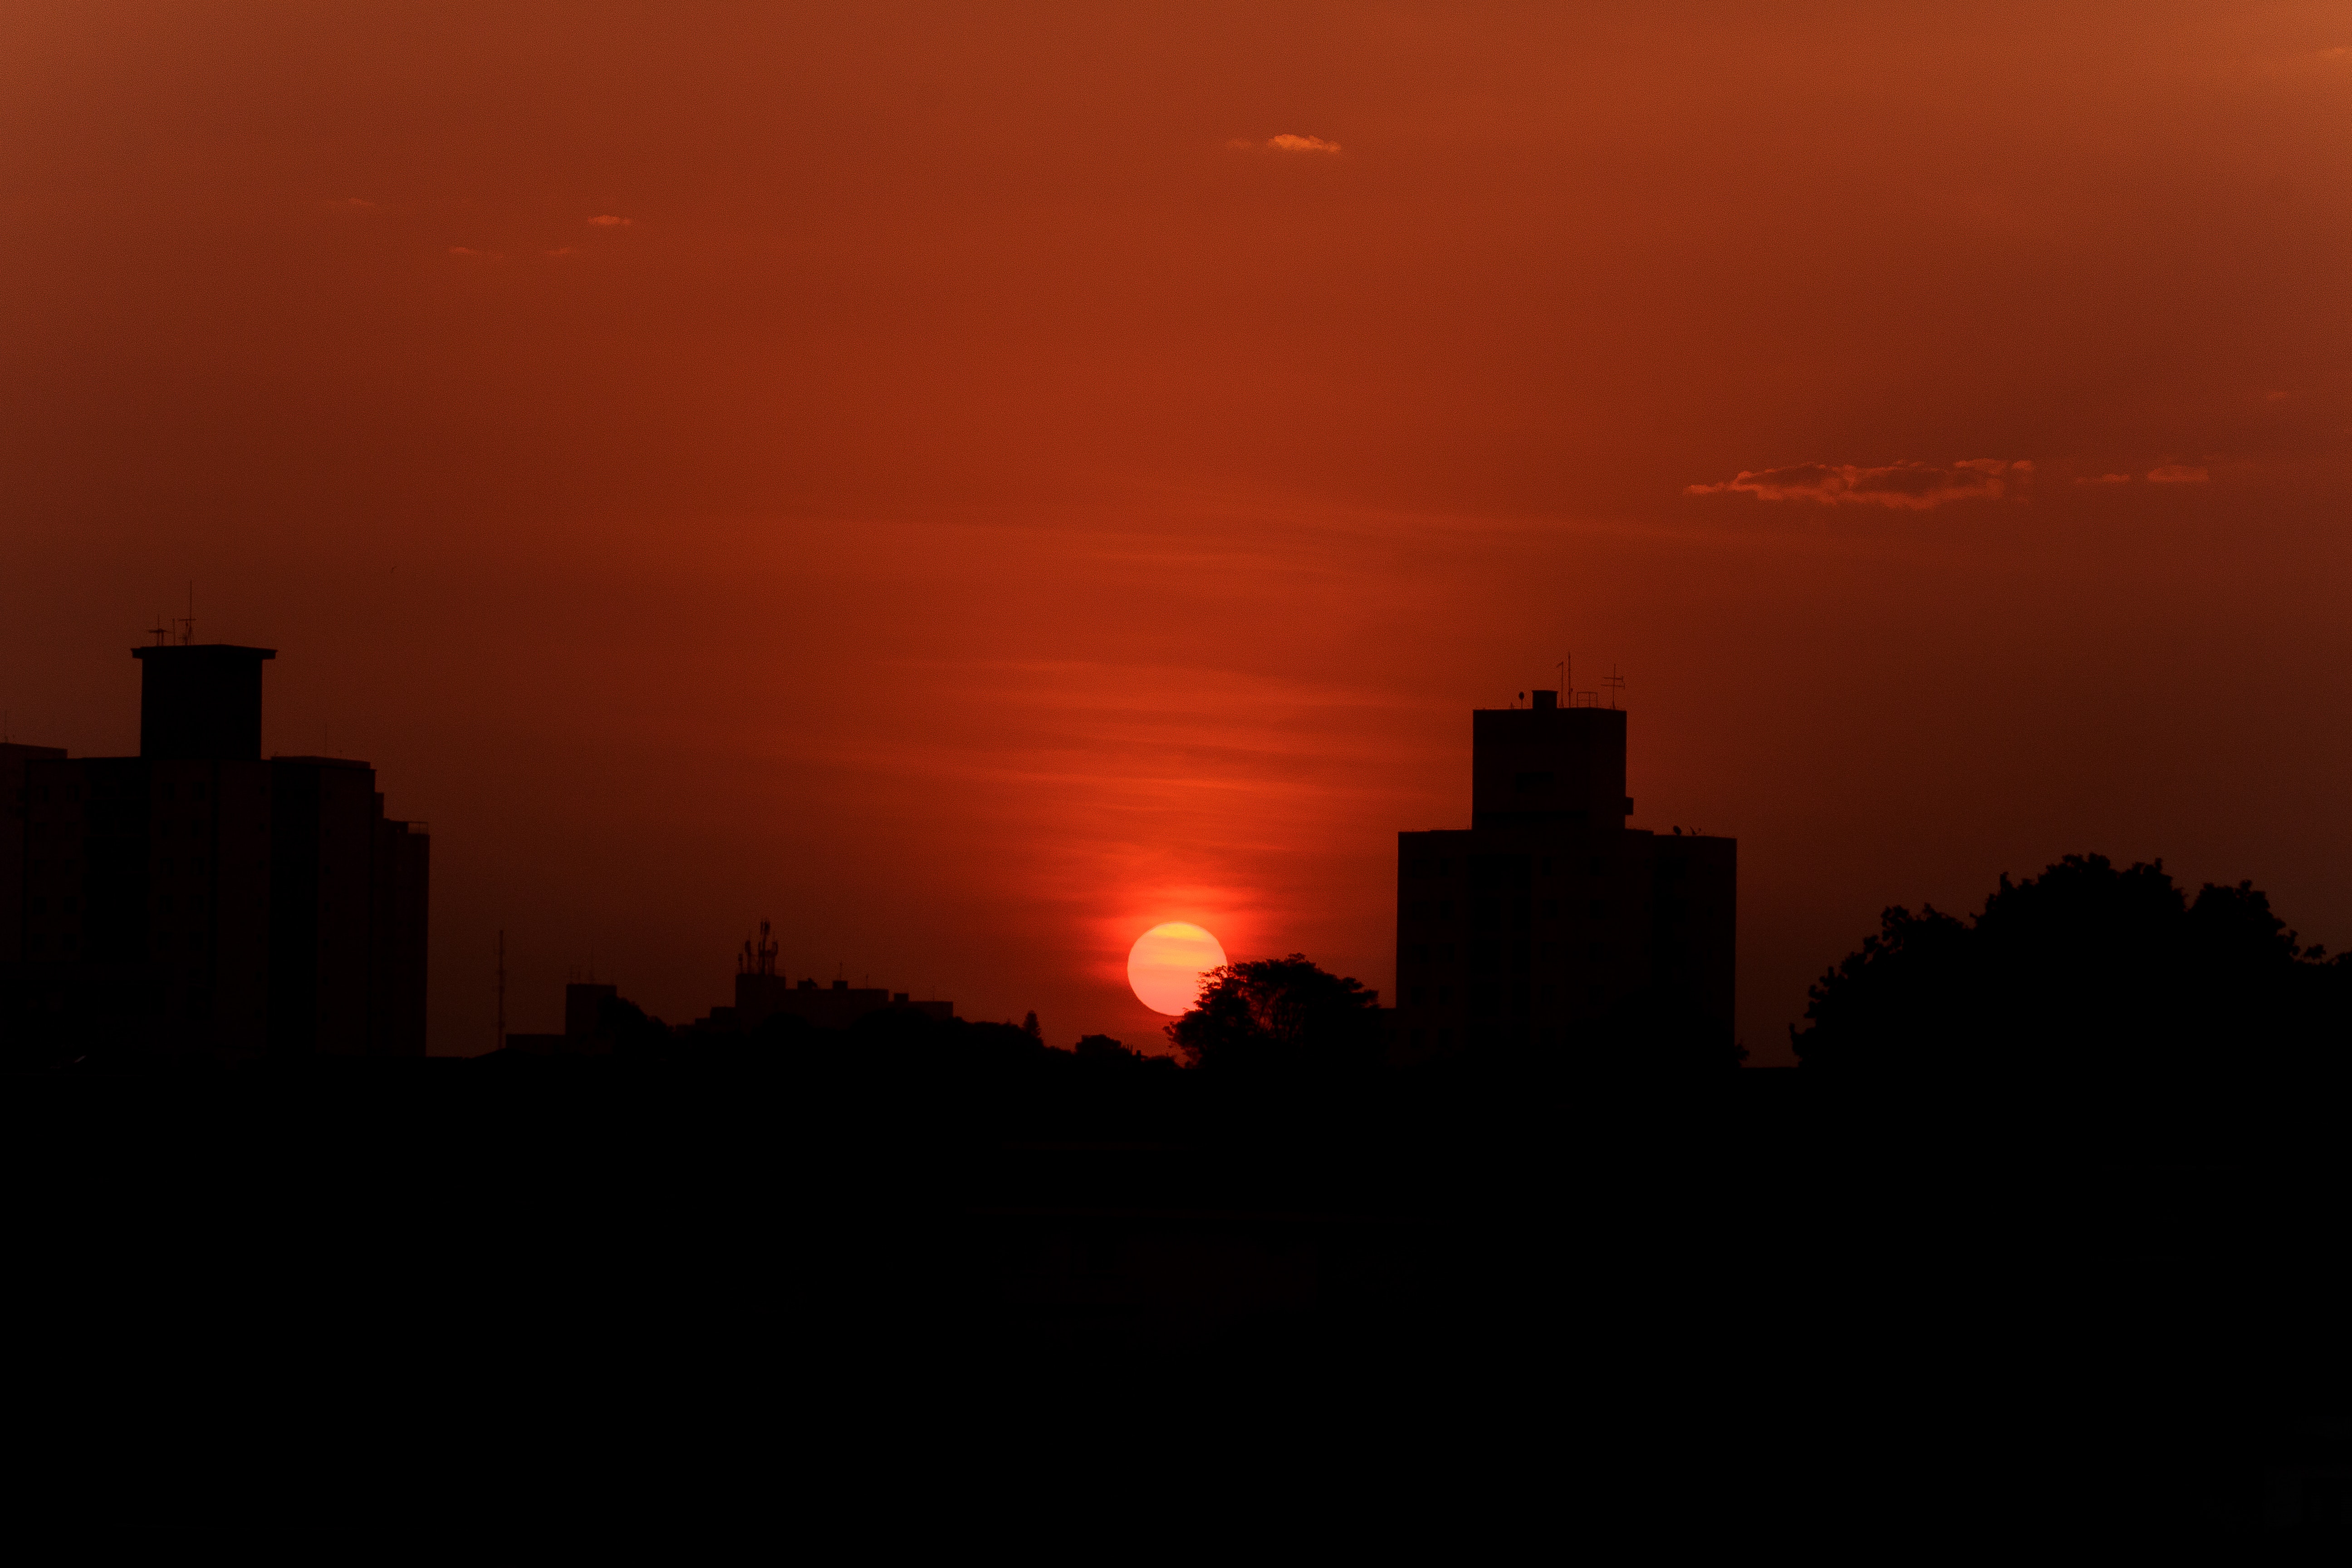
left=178, top=583, right=194, bottom=646
left=1605, top=664, right=1626, bottom=710
left=739, top=917, right=778, bottom=977
left=147, top=615, right=170, bottom=647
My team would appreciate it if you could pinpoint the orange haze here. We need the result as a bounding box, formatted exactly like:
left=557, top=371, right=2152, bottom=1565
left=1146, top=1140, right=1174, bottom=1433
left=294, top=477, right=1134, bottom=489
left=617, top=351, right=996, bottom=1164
left=4, top=4, right=2348, bottom=1060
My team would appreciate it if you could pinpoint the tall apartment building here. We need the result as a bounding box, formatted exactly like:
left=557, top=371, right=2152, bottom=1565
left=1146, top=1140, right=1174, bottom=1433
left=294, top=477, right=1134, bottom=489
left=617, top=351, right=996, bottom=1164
left=1394, top=690, right=1734, bottom=1061
left=1, top=643, right=428, bottom=1059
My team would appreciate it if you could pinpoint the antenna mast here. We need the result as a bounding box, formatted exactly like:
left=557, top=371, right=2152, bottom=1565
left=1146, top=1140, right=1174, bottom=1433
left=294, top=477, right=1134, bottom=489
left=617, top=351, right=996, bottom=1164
left=739, top=917, right=779, bottom=977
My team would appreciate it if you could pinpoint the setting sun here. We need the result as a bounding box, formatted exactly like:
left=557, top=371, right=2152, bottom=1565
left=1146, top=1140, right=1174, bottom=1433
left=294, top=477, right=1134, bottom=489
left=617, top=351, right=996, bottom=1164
left=1127, top=922, right=1227, bottom=1016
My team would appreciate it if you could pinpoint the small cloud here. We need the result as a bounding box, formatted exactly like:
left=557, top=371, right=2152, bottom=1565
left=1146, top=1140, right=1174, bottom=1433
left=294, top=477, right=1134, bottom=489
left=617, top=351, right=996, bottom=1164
left=2146, top=464, right=2209, bottom=483
left=1228, top=134, right=1344, bottom=155
left=2076, top=473, right=2133, bottom=485
left=588, top=214, right=633, bottom=227
left=1685, top=457, right=2029, bottom=510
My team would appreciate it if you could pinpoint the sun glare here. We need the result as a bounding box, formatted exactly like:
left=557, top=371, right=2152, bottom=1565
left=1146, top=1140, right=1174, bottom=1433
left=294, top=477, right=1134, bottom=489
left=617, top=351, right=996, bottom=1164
left=1127, top=922, right=1227, bottom=1015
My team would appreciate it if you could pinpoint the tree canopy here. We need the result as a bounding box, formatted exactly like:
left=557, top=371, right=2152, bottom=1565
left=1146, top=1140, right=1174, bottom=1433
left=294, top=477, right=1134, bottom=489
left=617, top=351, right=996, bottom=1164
left=1164, top=954, right=1383, bottom=1073
left=1793, top=854, right=2350, bottom=1078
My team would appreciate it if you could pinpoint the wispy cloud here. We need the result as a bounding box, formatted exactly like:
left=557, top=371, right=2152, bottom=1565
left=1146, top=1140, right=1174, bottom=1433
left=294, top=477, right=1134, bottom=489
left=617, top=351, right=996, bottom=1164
left=2146, top=463, right=2209, bottom=483
left=588, top=214, right=633, bottom=227
left=1227, top=134, right=1343, bottom=154
left=1685, top=458, right=2029, bottom=510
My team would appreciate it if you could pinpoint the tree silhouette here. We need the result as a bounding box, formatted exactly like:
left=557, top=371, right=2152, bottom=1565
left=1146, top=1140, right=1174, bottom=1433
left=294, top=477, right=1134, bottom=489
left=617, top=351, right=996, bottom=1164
left=1787, top=904, right=1974, bottom=1073
left=1165, top=954, right=1382, bottom=1073
left=1794, top=854, right=2350, bottom=1078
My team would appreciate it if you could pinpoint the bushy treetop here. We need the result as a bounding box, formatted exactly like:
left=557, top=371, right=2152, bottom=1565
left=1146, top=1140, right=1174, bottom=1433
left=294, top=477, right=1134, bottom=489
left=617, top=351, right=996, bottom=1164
left=1165, top=954, right=1382, bottom=1073
left=1794, top=854, right=2347, bottom=1077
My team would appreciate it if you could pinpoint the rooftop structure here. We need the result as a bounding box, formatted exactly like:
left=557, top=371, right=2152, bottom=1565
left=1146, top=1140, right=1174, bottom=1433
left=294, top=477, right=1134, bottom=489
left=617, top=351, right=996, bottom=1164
left=1394, top=687, right=1734, bottom=1062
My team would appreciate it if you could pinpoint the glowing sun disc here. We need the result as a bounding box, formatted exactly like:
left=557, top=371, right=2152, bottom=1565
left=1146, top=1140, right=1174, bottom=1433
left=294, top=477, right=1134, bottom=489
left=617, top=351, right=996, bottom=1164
left=1127, top=922, right=1227, bottom=1015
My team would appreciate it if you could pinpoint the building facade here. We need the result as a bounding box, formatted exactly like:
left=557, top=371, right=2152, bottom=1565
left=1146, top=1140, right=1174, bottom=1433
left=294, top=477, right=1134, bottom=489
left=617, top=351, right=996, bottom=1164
left=1, top=643, right=428, bottom=1059
left=1394, top=690, right=1734, bottom=1062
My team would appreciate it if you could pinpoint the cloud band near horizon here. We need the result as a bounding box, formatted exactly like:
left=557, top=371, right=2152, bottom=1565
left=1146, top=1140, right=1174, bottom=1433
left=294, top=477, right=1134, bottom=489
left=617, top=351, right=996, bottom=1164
left=1686, top=458, right=2030, bottom=510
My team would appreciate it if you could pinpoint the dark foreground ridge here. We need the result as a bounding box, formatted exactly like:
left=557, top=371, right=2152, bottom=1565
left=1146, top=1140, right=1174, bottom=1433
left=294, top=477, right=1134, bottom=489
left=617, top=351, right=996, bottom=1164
left=11, top=1015, right=2347, bottom=1548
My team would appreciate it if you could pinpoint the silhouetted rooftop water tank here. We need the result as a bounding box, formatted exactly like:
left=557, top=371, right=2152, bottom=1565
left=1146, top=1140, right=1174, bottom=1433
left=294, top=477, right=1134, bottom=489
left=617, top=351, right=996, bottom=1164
left=1471, top=699, right=1630, bottom=829
left=132, top=644, right=275, bottom=761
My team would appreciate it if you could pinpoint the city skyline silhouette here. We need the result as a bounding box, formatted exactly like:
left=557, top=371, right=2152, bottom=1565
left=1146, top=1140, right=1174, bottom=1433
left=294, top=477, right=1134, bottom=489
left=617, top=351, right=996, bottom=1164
left=6, top=634, right=2342, bottom=1087
left=2, top=7, right=2347, bottom=1544
left=5, top=6, right=2347, bottom=1062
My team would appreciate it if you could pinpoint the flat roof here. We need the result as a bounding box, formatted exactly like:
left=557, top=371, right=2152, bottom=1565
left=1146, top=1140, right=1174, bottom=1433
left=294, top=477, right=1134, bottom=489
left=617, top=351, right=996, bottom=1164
left=131, top=644, right=277, bottom=659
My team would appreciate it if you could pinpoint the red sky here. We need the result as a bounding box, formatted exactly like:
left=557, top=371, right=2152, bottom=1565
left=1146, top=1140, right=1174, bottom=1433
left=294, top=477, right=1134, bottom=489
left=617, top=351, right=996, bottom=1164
left=4, top=3, right=2347, bottom=1061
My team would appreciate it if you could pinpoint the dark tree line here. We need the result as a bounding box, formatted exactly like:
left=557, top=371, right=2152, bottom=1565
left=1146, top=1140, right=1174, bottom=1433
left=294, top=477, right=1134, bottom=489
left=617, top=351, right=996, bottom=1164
left=1793, top=854, right=2351, bottom=1078
left=1165, top=955, right=1383, bottom=1073
left=135, top=848, right=2339, bottom=1087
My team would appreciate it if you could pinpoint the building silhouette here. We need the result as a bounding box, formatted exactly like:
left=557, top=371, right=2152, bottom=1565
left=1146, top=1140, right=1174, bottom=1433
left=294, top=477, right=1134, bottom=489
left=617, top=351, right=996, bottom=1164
left=500, top=922, right=956, bottom=1054
left=0, top=742, right=68, bottom=970
left=1, top=642, right=428, bottom=1058
left=502, top=981, right=626, bottom=1054
left=690, top=921, right=953, bottom=1035
left=1394, top=689, right=1734, bottom=1060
